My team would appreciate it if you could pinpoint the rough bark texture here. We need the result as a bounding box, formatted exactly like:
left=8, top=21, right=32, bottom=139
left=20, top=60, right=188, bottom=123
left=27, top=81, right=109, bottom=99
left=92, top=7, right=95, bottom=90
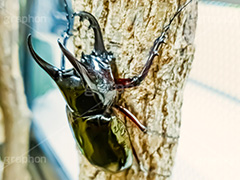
left=0, top=107, right=3, bottom=180
left=72, top=0, right=197, bottom=179
left=0, top=0, right=31, bottom=179
left=0, top=108, right=4, bottom=144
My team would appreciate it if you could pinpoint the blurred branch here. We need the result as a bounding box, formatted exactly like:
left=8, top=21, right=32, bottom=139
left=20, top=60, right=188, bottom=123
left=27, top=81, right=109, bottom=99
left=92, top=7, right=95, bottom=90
left=0, top=0, right=31, bottom=179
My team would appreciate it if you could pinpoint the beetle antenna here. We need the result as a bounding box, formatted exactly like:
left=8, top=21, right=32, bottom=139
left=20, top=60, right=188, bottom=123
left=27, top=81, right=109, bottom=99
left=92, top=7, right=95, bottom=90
left=61, top=0, right=73, bottom=70
left=147, top=0, right=193, bottom=58
left=163, top=0, right=193, bottom=32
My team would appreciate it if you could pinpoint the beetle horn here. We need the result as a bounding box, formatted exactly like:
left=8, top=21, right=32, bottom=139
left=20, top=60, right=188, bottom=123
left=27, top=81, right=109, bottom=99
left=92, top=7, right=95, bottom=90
left=57, top=39, right=87, bottom=77
left=27, top=34, right=60, bottom=80
left=58, top=40, right=97, bottom=90
left=73, top=11, right=106, bottom=54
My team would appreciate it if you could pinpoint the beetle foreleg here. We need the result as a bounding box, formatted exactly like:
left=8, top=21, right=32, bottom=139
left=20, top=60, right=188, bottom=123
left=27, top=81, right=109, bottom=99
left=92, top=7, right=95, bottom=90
left=73, top=11, right=106, bottom=54
left=114, top=34, right=164, bottom=89
left=114, top=105, right=147, bottom=132
left=114, top=0, right=192, bottom=89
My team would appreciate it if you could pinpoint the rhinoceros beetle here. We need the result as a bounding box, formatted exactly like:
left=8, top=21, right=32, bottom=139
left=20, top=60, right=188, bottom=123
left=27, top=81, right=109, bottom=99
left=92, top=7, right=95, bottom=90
left=27, top=0, right=192, bottom=173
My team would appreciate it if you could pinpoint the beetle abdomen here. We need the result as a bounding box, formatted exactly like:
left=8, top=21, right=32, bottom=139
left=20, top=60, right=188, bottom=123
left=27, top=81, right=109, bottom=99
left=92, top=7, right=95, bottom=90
left=66, top=106, right=133, bottom=172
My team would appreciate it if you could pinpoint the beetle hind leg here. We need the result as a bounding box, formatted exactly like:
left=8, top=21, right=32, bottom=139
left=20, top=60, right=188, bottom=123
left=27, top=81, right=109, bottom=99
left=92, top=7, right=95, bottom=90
left=115, top=105, right=147, bottom=132
left=73, top=11, right=106, bottom=54
left=115, top=104, right=179, bottom=141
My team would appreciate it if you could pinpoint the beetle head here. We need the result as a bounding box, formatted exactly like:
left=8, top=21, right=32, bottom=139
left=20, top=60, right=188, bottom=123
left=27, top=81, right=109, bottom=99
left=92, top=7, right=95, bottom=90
left=56, top=11, right=118, bottom=107
left=58, top=41, right=117, bottom=107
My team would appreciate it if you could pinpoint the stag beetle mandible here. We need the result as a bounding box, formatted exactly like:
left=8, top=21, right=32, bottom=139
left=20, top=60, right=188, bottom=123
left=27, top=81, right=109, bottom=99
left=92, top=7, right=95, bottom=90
left=27, top=0, right=192, bottom=173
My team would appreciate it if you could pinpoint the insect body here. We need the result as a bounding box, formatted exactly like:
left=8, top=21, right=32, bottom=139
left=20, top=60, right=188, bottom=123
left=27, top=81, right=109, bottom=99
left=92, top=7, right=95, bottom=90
left=28, top=33, right=133, bottom=172
left=27, top=0, right=191, bottom=173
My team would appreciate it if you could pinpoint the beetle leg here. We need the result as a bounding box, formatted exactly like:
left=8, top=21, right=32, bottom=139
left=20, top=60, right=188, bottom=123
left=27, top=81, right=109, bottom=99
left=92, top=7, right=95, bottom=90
left=114, top=34, right=163, bottom=89
left=61, top=0, right=73, bottom=70
left=130, top=142, right=148, bottom=174
left=147, top=130, right=179, bottom=141
left=114, top=105, right=147, bottom=132
left=131, top=142, right=173, bottom=177
left=115, top=105, right=179, bottom=140
left=73, top=11, right=106, bottom=54
left=114, top=0, right=192, bottom=89
left=27, top=35, right=60, bottom=80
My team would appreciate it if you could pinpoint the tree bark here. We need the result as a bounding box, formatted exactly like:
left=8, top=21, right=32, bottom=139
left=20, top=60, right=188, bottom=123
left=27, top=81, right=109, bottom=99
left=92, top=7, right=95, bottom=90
left=0, top=107, right=4, bottom=144
left=0, top=0, right=31, bottom=179
left=72, top=0, right=197, bottom=179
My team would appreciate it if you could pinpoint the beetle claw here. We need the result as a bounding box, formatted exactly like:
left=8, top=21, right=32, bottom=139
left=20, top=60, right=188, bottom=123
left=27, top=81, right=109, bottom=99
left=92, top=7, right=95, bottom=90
left=73, top=11, right=106, bottom=54
left=27, top=34, right=60, bottom=80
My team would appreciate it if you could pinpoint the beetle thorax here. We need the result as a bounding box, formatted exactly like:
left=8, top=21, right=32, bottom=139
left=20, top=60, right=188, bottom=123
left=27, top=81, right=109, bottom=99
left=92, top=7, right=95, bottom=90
left=81, top=53, right=117, bottom=106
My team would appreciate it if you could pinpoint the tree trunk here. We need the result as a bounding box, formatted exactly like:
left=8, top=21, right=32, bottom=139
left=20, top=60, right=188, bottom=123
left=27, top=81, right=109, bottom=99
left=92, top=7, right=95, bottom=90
left=0, top=107, right=4, bottom=144
left=0, top=0, right=31, bottom=179
left=72, top=0, right=198, bottom=179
